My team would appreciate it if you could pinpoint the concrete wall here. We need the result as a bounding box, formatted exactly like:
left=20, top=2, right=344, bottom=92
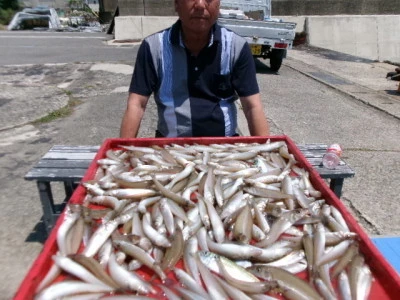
left=272, top=0, right=400, bottom=15
left=115, top=16, right=177, bottom=41
left=117, top=0, right=400, bottom=16
left=114, top=15, right=400, bottom=64
left=306, top=15, right=400, bottom=64
left=114, top=15, right=305, bottom=39
left=118, top=0, right=176, bottom=16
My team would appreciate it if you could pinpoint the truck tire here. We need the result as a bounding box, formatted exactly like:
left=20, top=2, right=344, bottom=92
left=270, top=57, right=282, bottom=72
left=270, top=49, right=284, bottom=72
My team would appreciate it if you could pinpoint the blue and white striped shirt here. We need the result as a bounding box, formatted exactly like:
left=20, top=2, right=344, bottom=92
left=129, top=20, right=259, bottom=137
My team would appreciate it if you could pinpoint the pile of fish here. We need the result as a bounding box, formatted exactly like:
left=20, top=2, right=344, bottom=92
left=35, top=140, right=374, bottom=300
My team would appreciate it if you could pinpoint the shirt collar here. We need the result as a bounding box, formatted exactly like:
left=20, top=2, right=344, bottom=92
left=169, top=19, right=221, bottom=48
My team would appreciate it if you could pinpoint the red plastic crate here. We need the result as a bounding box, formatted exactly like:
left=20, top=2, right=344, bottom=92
left=14, top=136, right=400, bottom=299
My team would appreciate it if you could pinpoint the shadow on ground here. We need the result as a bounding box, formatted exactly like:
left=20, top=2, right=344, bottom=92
left=254, top=58, right=280, bottom=75
left=293, top=44, right=376, bottom=63
left=25, top=219, right=47, bottom=244
left=384, top=90, right=400, bottom=97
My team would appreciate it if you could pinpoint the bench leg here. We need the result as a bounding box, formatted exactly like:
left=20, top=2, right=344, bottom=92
left=37, top=181, right=57, bottom=235
left=330, top=178, right=344, bottom=198
left=64, top=181, right=75, bottom=199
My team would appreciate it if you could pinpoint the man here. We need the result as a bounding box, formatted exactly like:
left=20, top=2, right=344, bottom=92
left=120, top=0, right=270, bottom=138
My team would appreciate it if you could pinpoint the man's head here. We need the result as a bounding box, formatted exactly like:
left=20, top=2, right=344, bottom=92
left=175, top=0, right=220, bottom=35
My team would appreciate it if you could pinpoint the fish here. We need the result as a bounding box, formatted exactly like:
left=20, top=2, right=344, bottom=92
left=161, top=227, right=184, bottom=270
left=112, top=239, right=166, bottom=281
left=35, top=280, right=114, bottom=300
left=247, top=265, right=323, bottom=300
left=214, top=276, right=254, bottom=300
left=68, top=254, right=120, bottom=289
left=206, top=235, right=263, bottom=260
left=40, top=140, right=373, bottom=300
left=217, top=257, right=278, bottom=294
left=142, top=212, right=171, bottom=248
left=152, top=177, right=196, bottom=207
left=232, top=203, right=253, bottom=244
left=198, top=250, right=260, bottom=282
left=105, top=188, right=158, bottom=200
left=56, top=204, right=82, bottom=256
left=108, top=253, right=156, bottom=294
left=82, top=218, right=120, bottom=258
left=201, top=195, right=226, bottom=244
left=255, top=208, right=309, bottom=247
left=195, top=254, right=230, bottom=299
left=174, top=268, right=210, bottom=299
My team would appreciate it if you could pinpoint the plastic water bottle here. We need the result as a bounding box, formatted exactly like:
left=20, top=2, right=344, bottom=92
left=322, top=144, right=343, bottom=169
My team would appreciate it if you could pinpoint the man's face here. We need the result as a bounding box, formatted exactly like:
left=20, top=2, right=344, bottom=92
left=175, top=0, right=220, bottom=34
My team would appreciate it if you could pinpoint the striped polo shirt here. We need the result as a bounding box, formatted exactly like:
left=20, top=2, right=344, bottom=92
left=129, top=20, right=259, bottom=137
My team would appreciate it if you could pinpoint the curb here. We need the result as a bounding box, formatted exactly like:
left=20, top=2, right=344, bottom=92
left=283, top=59, right=400, bottom=122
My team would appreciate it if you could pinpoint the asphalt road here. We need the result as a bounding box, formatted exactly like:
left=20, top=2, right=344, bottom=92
left=0, top=31, right=137, bottom=65
left=0, top=31, right=399, bottom=299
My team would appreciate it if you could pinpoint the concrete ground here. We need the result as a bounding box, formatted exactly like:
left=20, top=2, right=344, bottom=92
left=0, top=43, right=399, bottom=298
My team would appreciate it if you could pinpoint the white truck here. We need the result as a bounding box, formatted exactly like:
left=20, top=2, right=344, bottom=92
left=218, top=0, right=296, bottom=71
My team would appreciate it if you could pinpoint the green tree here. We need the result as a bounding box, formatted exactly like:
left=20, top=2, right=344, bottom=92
left=68, top=0, right=84, bottom=10
left=0, top=0, right=19, bottom=10
left=0, top=0, right=19, bottom=25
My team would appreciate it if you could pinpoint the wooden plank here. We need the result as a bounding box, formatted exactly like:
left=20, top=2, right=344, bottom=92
left=26, top=144, right=355, bottom=182
left=42, top=152, right=97, bottom=160
left=313, top=165, right=355, bottom=178
left=25, top=168, right=90, bottom=181
left=298, top=150, right=326, bottom=158
left=296, top=144, right=328, bottom=151
left=35, top=159, right=93, bottom=169
left=304, top=157, right=347, bottom=165
left=49, top=145, right=100, bottom=152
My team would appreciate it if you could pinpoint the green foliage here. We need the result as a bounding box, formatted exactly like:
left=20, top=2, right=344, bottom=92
left=68, top=0, right=85, bottom=10
left=0, top=0, right=19, bottom=10
left=0, top=0, right=19, bottom=25
left=32, top=96, right=82, bottom=124
left=0, top=8, right=15, bottom=25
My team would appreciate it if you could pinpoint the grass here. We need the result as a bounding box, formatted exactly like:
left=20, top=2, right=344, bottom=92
left=32, top=90, right=82, bottom=124
left=64, top=89, right=73, bottom=96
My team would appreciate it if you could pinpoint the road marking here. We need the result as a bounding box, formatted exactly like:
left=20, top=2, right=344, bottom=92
left=90, top=63, right=133, bottom=75
left=3, top=63, right=70, bottom=67
left=111, top=86, right=129, bottom=93
left=0, top=35, right=105, bottom=39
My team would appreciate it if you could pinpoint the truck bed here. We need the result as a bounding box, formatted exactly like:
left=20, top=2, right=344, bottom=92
left=218, top=17, right=296, bottom=41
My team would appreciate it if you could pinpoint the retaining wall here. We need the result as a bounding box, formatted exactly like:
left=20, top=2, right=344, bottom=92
left=116, top=0, right=400, bottom=16
left=305, top=15, right=400, bottom=64
left=271, top=0, right=400, bottom=15
left=114, top=15, right=400, bottom=64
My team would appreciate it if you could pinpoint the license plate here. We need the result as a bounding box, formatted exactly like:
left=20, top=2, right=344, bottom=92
left=250, top=44, right=262, bottom=55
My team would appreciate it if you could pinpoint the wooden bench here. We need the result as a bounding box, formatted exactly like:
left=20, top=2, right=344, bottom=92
left=25, top=145, right=100, bottom=235
left=24, top=144, right=355, bottom=235
left=296, top=144, right=355, bottom=198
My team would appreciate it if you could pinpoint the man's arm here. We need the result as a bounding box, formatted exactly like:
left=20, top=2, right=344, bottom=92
left=120, top=92, right=150, bottom=138
left=240, top=93, right=270, bottom=136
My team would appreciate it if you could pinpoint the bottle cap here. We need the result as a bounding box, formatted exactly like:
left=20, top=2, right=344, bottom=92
left=327, top=144, right=343, bottom=157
